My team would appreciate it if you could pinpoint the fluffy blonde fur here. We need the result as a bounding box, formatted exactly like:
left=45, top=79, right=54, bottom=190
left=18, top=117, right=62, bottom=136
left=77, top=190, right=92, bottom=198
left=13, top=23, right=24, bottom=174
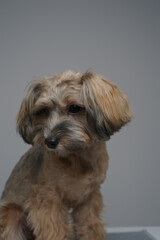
left=0, top=71, right=132, bottom=240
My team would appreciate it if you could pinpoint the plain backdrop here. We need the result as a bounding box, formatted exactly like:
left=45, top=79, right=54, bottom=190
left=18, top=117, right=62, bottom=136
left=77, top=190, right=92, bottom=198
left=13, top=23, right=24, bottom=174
left=0, top=0, right=160, bottom=227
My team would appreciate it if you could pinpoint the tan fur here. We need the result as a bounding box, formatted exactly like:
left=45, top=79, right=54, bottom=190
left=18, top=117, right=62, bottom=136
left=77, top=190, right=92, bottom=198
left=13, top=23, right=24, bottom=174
left=0, top=71, right=132, bottom=240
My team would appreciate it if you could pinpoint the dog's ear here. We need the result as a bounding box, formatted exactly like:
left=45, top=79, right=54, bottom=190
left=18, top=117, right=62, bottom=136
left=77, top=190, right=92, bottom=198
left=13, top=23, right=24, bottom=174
left=81, top=72, right=133, bottom=139
left=16, top=80, right=43, bottom=144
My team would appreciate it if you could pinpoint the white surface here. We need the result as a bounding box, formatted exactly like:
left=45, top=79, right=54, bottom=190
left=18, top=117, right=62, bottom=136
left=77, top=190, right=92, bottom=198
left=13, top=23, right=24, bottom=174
left=107, top=227, right=160, bottom=240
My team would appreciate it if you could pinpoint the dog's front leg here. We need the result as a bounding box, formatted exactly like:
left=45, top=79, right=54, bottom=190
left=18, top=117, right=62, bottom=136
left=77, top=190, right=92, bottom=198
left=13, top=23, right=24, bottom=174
left=25, top=187, right=72, bottom=240
left=72, top=189, right=106, bottom=240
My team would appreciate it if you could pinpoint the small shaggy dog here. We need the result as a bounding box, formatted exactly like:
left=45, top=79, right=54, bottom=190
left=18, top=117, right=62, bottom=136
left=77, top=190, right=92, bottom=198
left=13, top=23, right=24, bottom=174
left=0, top=71, right=132, bottom=240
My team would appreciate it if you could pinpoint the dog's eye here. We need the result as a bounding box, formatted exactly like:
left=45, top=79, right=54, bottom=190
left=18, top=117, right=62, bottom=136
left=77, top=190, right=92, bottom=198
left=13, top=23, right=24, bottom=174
left=35, top=108, right=50, bottom=117
left=68, top=105, right=82, bottom=114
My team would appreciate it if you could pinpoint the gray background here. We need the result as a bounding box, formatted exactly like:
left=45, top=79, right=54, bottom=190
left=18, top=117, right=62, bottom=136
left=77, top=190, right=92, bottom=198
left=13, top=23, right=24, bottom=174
left=0, top=0, right=160, bottom=227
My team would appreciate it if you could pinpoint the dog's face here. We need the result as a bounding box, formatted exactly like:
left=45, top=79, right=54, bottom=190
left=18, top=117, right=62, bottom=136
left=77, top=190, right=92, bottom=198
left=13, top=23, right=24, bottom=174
left=17, top=71, right=132, bottom=156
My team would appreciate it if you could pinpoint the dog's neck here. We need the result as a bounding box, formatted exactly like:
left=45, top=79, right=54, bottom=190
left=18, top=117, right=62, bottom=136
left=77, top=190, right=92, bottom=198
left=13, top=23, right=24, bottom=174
left=43, top=141, right=108, bottom=176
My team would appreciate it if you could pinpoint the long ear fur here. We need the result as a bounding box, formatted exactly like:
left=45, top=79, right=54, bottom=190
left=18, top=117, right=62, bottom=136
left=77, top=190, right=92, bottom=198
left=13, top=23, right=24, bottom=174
left=16, top=80, right=43, bottom=144
left=81, top=72, right=133, bottom=139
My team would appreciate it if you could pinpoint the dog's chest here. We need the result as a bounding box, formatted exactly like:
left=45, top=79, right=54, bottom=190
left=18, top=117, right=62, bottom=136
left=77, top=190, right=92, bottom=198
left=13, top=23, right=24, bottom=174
left=55, top=166, right=107, bottom=207
left=42, top=150, right=108, bottom=207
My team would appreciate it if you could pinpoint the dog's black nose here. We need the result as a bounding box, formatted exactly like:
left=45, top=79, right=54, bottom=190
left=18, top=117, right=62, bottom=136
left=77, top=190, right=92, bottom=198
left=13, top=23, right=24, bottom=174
left=45, top=137, right=59, bottom=149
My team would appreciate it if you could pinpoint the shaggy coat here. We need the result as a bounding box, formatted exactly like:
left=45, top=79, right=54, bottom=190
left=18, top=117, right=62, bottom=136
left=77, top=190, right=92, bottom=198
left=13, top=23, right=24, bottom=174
left=0, top=71, right=132, bottom=240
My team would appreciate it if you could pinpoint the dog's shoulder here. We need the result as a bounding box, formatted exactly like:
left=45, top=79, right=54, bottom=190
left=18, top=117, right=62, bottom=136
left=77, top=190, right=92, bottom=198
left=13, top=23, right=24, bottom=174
left=1, top=146, right=44, bottom=203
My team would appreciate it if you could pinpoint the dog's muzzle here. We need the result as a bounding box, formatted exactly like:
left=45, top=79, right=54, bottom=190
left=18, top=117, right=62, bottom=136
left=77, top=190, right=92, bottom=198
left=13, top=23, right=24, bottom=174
left=45, top=137, right=59, bottom=149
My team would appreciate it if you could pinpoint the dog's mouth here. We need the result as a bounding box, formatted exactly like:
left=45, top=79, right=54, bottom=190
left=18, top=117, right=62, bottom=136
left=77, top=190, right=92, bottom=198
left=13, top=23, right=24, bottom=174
left=43, top=120, right=91, bottom=154
left=44, top=135, right=89, bottom=154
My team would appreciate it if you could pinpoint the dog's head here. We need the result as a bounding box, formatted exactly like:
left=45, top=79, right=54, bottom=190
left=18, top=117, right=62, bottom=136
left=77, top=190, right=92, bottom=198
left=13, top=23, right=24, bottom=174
left=17, top=71, right=132, bottom=156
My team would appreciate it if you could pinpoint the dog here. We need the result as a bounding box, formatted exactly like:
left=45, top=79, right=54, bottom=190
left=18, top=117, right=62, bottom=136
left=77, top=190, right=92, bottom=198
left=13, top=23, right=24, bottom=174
left=0, top=70, right=132, bottom=240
